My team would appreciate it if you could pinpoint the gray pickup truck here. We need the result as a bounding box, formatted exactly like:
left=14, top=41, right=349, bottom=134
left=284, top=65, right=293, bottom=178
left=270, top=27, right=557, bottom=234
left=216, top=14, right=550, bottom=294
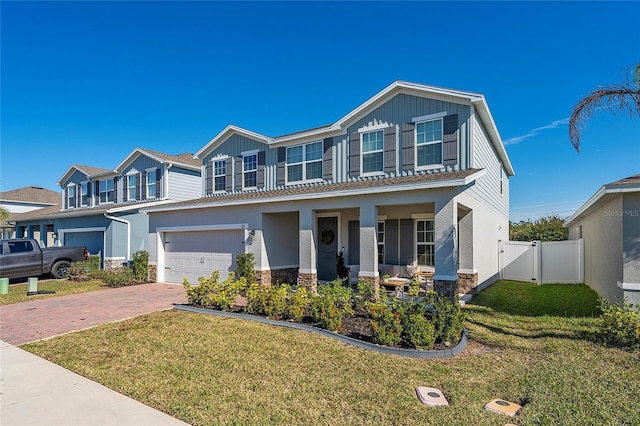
left=0, top=238, right=88, bottom=279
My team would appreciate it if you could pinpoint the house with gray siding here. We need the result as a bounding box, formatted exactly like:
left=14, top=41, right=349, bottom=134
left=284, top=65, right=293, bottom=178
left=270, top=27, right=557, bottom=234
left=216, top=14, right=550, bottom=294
left=0, top=186, right=60, bottom=240
left=145, top=81, right=515, bottom=296
left=15, top=149, right=201, bottom=268
left=565, top=174, right=640, bottom=306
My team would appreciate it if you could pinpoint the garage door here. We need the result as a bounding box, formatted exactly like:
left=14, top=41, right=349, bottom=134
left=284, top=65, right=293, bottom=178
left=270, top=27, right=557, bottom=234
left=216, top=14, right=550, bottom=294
left=64, top=231, right=104, bottom=257
left=164, top=230, right=245, bottom=284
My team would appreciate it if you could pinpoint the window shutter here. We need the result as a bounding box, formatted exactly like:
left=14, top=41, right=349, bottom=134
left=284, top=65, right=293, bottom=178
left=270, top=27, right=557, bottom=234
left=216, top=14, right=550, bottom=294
left=348, top=133, right=360, bottom=177
left=141, top=172, right=147, bottom=199
left=384, top=126, right=397, bottom=174
left=225, top=158, right=233, bottom=192
left=401, top=124, right=415, bottom=172
left=257, top=151, right=266, bottom=188
left=123, top=176, right=128, bottom=202
left=205, top=161, right=213, bottom=195
left=348, top=220, right=360, bottom=265
left=86, top=182, right=92, bottom=206
left=113, top=177, right=119, bottom=203
left=156, top=168, right=161, bottom=197
left=442, top=114, right=458, bottom=166
left=136, top=174, right=141, bottom=200
left=323, top=137, right=333, bottom=181
left=94, top=181, right=100, bottom=205
left=64, top=187, right=68, bottom=209
left=76, top=184, right=81, bottom=208
left=385, top=219, right=399, bottom=265
left=276, top=147, right=286, bottom=186
left=399, top=218, right=414, bottom=265
left=234, top=157, right=243, bottom=191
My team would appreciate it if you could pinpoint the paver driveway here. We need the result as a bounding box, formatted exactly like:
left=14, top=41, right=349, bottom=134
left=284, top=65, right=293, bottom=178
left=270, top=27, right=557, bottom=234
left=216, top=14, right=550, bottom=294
left=0, top=283, right=186, bottom=345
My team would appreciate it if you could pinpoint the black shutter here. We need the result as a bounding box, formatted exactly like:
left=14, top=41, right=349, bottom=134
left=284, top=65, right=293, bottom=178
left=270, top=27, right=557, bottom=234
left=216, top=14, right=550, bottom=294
left=63, top=187, right=68, bottom=209
left=95, top=182, right=100, bottom=205
left=385, top=219, right=399, bottom=265
left=136, top=174, right=141, bottom=200
left=399, top=218, right=414, bottom=265
left=234, top=157, right=243, bottom=191
left=123, top=176, right=128, bottom=202
left=141, top=172, right=147, bottom=200
left=114, top=177, right=119, bottom=203
left=225, top=158, right=233, bottom=192
left=257, top=151, right=266, bottom=188
left=323, top=137, right=333, bottom=181
left=401, top=124, right=415, bottom=172
left=442, top=114, right=458, bottom=166
left=348, top=220, right=360, bottom=265
left=86, top=182, right=92, bottom=206
left=384, top=126, right=397, bottom=174
left=277, top=147, right=286, bottom=186
left=205, top=161, right=213, bottom=195
left=156, top=168, right=161, bottom=198
left=348, top=133, right=360, bottom=177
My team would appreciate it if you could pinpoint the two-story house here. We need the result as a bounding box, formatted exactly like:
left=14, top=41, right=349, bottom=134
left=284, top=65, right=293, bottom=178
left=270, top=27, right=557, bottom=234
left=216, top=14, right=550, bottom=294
left=0, top=186, right=60, bottom=240
left=145, top=81, right=514, bottom=296
left=15, top=148, right=201, bottom=268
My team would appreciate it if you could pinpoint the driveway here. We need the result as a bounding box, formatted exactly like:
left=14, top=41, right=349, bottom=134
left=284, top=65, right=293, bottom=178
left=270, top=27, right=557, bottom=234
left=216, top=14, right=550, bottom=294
left=0, top=283, right=186, bottom=345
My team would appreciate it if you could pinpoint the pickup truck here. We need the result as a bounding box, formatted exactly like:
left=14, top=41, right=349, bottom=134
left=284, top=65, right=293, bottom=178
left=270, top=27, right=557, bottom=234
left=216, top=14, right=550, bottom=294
left=0, top=238, right=88, bottom=279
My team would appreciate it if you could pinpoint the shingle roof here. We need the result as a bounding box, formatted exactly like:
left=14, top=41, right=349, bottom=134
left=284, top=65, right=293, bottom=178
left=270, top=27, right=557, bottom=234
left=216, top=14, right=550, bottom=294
left=0, top=186, right=60, bottom=204
left=72, top=164, right=112, bottom=177
left=140, top=148, right=200, bottom=168
left=608, top=173, right=640, bottom=186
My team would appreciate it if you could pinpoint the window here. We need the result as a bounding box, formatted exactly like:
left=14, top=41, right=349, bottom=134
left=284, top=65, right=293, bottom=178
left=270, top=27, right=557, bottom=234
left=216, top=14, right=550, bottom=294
left=287, top=141, right=323, bottom=183
left=100, top=179, right=114, bottom=203
left=416, top=119, right=443, bottom=167
left=80, top=182, right=88, bottom=206
left=243, top=153, right=257, bottom=189
left=67, top=185, right=76, bottom=208
left=416, top=219, right=435, bottom=266
left=214, top=160, right=226, bottom=191
left=361, top=130, right=384, bottom=174
left=147, top=170, right=157, bottom=199
left=127, top=174, right=138, bottom=200
left=377, top=221, right=385, bottom=264
left=8, top=240, right=33, bottom=253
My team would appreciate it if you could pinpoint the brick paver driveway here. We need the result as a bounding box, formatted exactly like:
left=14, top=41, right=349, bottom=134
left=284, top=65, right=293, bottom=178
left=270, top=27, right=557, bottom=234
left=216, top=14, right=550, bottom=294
left=1, top=283, right=186, bottom=345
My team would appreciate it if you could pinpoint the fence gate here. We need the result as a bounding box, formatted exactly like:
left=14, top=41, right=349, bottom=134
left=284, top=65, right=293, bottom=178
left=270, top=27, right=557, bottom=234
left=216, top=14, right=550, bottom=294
left=501, top=241, right=538, bottom=282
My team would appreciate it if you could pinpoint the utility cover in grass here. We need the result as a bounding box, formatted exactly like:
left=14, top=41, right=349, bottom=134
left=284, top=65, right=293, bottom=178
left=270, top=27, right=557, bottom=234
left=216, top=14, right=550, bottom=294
left=483, top=399, right=521, bottom=417
left=415, top=387, right=449, bottom=406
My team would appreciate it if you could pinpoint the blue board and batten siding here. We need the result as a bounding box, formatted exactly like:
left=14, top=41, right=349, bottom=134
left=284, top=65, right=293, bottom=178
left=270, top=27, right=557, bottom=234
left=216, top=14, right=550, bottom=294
left=63, top=170, right=90, bottom=186
left=123, top=155, right=162, bottom=175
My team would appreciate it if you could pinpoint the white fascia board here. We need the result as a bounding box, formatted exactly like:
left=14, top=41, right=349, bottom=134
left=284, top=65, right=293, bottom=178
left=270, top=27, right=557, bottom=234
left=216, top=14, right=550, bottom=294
left=156, top=223, right=250, bottom=233
left=106, top=199, right=176, bottom=213
left=564, top=184, right=640, bottom=227
left=472, top=100, right=515, bottom=176
left=114, top=148, right=145, bottom=173
left=194, top=125, right=273, bottom=159
left=144, top=170, right=485, bottom=214
left=271, top=127, right=342, bottom=147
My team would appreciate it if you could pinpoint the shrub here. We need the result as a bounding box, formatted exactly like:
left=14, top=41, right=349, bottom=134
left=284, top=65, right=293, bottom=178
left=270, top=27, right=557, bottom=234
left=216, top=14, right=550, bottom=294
left=353, top=281, right=376, bottom=316
left=368, top=302, right=402, bottom=346
left=424, top=292, right=466, bottom=346
left=184, top=271, right=247, bottom=311
left=310, top=280, right=354, bottom=331
left=286, top=286, right=309, bottom=321
left=67, top=255, right=102, bottom=281
left=235, top=253, right=256, bottom=283
left=599, top=298, right=640, bottom=349
left=246, top=283, right=288, bottom=319
left=403, top=314, right=436, bottom=349
left=407, top=275, right=421, bottom=298
left=102, top=267, right=134, bottom=287
left=131, top=250, right=149, bottom=282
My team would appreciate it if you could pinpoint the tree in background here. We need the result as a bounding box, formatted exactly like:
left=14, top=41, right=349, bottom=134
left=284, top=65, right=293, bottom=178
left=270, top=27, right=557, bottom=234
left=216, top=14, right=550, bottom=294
left=569, top=63, right=640, bottom=152
left=509, top=214, right=569, bottom=242
left=0, top=207, right=8, bottom=223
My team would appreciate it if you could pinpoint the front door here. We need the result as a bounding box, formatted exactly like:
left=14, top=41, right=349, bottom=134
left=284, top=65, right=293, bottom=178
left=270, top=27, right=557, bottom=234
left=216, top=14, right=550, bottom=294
left=317, top=217, right=338, bottom=281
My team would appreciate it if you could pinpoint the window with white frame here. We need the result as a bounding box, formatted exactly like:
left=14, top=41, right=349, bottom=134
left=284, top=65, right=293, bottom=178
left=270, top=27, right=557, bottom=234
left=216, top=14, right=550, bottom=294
left=127, top=174, right=138, bottom=200
left=377, top=221, right=385, bottom=264
left=416, top=219, right=435, bottom=266
left=67, top=185, right=76, bottom=208
left=99, top=179, right=114, bottom=203
left=287, top=141, right=323, bottom=183
left=214, top=160, right=226, bottom=191
left=243, top=153, right=257, bottom=189
left=416, top=119, right=443, bottom=167
left=361, top=130, right=384, bottom=174
left=80, top=182, right=88, bottom=206
left=146, top=169, right=157, bottom=198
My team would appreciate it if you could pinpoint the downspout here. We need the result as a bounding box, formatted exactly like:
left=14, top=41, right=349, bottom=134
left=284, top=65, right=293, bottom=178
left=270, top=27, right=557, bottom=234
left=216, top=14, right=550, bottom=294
left=164, top=163, right=173, bottom=199
left=104, top=211, right=131, bottom=262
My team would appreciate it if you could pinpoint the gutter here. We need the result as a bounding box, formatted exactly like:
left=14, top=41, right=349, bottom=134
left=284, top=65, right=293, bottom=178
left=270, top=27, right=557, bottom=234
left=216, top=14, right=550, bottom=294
left=104, top=211, right=130, bottom=262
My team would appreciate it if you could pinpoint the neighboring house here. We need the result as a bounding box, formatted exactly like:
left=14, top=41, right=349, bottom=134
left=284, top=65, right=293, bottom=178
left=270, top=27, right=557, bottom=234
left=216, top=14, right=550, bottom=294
left=0, top=186, right=60, bottom=240
left=15, top=148, right=201, bottom=268
left=145, top=81, right=515, bottom=297
left=564, top=174, right=640, bottom=305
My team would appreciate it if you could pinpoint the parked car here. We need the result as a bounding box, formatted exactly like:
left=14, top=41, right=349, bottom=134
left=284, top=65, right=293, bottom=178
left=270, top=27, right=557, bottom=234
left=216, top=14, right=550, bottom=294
left=0, top=238, right=88, bottom=279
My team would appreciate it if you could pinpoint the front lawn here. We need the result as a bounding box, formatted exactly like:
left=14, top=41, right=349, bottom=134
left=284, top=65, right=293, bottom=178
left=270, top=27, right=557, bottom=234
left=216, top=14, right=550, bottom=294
left=23, top=281, right=640, bottom=425
left=0, top=279, right=106, bottom=305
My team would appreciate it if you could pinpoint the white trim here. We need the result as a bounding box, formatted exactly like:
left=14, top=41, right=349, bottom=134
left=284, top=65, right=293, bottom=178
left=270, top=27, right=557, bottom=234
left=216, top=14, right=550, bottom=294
left=412, top=111, right=447, bottom=123
left=98, top=178, right=115, bottom=205
left=80, top=181, right=89, bottom=207
left=618, top=281, right=640, bottom=291
left=242, top=152, right=258, bottom=190
left=414, top=116, right=444, bottom=170
left=457, top=268, right=478, bottom=274
left=298, top=268, right=317, bottom=275
left=156, top=223, right=249, bottom=233
left=360, top=129, right=385, bottom=176
left=414, top=218, right=435, bottom=267
left=358, top=270, right=379, bottom=278
left=356, top=122, right=390, bottom=133
left=241, top=149, right=260, bottom=156
left=433, top=274, right=459, bottom=281
left=104, top=256, right=126, bottom=261
left=411, top=213, right=435, bottom=219
left=194, top=125, right=273, bottom=159
left=285, top=141, right=324, bottom=185
left=145, top=168, right=158, bottom=200
left=565, top=184, right=640, bottom=226
left=104, top=212, right=130, bottom=261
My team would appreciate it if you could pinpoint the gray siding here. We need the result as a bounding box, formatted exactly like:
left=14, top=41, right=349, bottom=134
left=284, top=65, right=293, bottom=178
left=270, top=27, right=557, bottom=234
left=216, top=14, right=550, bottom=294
left=168, top=167, right=201, bottom=201
left=123, top=155, right=162, bottom=174
left=62, top=170, right=90, bottom=187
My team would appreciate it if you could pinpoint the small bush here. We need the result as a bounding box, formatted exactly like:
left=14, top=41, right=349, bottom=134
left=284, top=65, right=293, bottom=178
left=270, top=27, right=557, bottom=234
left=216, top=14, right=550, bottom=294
left=424, top=292, right=466, bottom=346
left=184, top=271, right=247, bottom=311
left=286, top=286, right=309, bottom=321
left=102, top=267, right=134, bottom=287
left=368, top=302, right=402, bottom=346
left=235, top=253, right=256, bottom=283
left=132, top=250, right=149, bottom=282
left=246, top=283, right=288, bottom=319
left=310, top=280, right=354, bottom=331
left=353, top=281, right=376, bottom=315
left=403, top=314, right=436, bottom=349
left=599, top=298, right=640, bottom=349
left=67, top=255, right=102, bottom=281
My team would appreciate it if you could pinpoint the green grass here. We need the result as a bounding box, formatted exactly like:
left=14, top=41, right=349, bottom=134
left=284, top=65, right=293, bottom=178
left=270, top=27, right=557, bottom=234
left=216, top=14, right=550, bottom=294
left=0, top=279, right=106, bottom=305
left=23, top=281, right=639, bottom=425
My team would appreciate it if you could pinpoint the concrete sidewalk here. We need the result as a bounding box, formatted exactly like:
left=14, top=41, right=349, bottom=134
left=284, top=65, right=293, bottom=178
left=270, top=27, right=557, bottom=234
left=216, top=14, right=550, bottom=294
left=0, top=340, right=190, bottom=426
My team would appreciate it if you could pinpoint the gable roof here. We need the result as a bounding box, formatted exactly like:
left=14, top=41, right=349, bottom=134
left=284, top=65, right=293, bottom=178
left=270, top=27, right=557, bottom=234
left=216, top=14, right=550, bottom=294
left=193, top=81, right=514, bottom=176
left=0, top=186, right=60, bottom=205
left=115, top=147, right=200, bottom=172
left=57, top=164, right=114, bottom=186
left=564, top=173, right=640, bottom=226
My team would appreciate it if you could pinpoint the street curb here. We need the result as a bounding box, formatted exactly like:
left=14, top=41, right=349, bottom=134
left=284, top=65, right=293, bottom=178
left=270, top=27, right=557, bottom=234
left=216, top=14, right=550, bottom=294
left=173, top=304, right=468, bottom=359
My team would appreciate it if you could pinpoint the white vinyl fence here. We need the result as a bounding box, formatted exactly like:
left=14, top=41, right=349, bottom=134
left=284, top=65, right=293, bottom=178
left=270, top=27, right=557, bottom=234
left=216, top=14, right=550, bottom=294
left=500, top=239, right=584, bottom=284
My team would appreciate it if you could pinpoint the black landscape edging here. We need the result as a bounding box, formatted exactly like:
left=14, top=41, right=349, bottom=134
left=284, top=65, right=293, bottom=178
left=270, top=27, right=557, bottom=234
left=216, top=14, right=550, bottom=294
left=174, top=304, right=468, bottom=359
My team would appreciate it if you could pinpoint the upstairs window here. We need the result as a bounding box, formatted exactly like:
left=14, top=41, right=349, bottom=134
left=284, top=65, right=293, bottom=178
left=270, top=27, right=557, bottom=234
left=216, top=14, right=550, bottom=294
left=146, top=169, right=157, bottom=199
left=287, top=141, right=323, bottom=183
left=214, top=160, right=226, bottom=191
left=80, top=182, right=88, bottom=206
left=100, top=179, right=114, bottom=203
left=377, top=221, right=385, bottom=264
left=361, top=130, right=384, bottom=174
left=243, top=153, right=257, bottom=189
left=127, top=174, right=138, bottom=200
left=416, top=119, right=443, bottom=168
left=416, top=219, right=435, bottom=266
left=67, top=185, right=76, bottom=208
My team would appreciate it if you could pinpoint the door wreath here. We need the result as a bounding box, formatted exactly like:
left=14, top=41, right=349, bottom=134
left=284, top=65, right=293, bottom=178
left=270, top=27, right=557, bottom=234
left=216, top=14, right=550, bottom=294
left=320, top=228, right=335, bottom=245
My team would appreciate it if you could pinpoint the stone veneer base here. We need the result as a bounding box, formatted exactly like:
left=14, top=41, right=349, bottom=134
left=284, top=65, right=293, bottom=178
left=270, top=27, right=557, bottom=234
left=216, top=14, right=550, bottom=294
left=458, top=272, right=479, bottom=295
left=174, top=304, right=468, bottom=359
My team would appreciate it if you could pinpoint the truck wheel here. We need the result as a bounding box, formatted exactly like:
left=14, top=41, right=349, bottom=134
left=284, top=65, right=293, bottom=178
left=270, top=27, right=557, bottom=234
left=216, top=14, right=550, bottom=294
left=51, top=260, right=71, bottom=279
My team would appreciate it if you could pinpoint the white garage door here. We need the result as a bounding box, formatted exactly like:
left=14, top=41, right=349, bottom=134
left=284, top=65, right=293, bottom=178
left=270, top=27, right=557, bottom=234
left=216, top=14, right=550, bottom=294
left=164, top=230, right=245, bottom=284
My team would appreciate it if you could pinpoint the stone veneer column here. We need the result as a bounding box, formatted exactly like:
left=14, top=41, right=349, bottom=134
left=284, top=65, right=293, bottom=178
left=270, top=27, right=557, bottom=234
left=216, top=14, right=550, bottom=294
left=298, top=207, right=317, bottom=292
left=255, top=270, right=272, bottom=287
left=457, top=272, right=478, bottom=294
left=358, top=203, right=380, bottom=296
left=434, top=196, right=459, bottom=301
left=148, top=264, right=157, bottom=283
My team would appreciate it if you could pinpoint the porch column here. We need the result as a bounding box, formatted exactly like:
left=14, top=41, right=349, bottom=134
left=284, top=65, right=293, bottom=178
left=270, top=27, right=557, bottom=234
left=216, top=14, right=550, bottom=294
left=298, top=207, right=317, bottom=292
left=358, top=203, right=379, bottom=294
left=39, top=224, right=47, bottom=247
left=434, top=197, right=459, bottom=300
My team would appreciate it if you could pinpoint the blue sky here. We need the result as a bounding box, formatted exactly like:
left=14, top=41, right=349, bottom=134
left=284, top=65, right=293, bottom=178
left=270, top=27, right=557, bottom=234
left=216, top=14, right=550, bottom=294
left=1, top=1, right=638, bottom=222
